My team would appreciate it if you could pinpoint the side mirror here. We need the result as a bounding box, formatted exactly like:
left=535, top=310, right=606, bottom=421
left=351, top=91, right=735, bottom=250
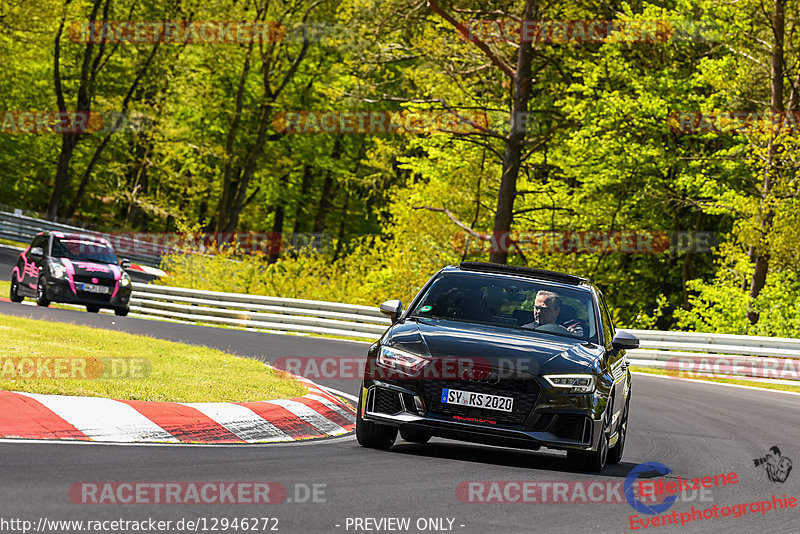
left=120, top=258, right=131, bottom=270
left=612, top=330, right=639, bottom=351
left=379, top=299, right=403, bottom=324
left=29, top=246, right=44, bottom=258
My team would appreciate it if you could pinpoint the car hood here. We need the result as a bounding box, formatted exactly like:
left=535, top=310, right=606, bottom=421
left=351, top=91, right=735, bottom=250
left=58, top=258, right=121, bottom=281
left=386, top=318, right=603, bottom=376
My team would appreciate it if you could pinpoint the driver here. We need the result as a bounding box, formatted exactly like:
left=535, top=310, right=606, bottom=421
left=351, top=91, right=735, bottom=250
left=522, top=290, right=582, bottom=336
left=521, top=290, right=568, bottom=333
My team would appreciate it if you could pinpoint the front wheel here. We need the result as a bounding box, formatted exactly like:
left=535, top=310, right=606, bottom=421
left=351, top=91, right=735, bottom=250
left=567, top=409, right=610, bottom=472
left=355, top=389, right=397, bottom=450
left=35, top=277, right=50, bottom=307
left=115, top=307, right=129, bottom=317
left=608, top=396, right=630, bottom=465
left=10, top=274, right=23, bottom=303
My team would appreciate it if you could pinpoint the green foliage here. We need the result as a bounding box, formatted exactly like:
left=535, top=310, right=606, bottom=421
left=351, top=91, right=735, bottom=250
left=676, top=246, right=800, bottom=337
left=3, top=0, right=800, bottom=335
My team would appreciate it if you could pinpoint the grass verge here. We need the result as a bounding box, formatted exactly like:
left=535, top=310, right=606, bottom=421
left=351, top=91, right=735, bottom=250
left=630, top=366, right=800, bottom=394
left=0, top=313, right=308, bottom=402
left=0, top=238, right=26, bottom=249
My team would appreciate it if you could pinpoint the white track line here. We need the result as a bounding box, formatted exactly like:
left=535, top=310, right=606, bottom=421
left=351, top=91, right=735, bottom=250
left=632, top=371, right=800, bottom=397
left=0, top=433, right=356, bottom=448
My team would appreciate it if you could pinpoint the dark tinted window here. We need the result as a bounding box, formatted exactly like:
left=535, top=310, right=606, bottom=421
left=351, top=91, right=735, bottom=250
left=30, top=235, right=48, bottom=251
left=408, top=272, right=598, bottom=343
left=51, top=236, right=118, bottom=264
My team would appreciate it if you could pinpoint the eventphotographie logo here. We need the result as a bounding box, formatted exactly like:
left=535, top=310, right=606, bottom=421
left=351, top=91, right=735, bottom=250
left=753, top=446, right=793, bottom=483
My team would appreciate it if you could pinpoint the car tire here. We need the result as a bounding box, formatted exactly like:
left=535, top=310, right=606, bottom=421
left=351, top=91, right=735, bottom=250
left=356, top=389, right=397, bottom=450
left=35, top=277, right=50, bottom=307
left=400, top=428, right=431, bottom=444
left=115, top=307, right=129, bottom=317
left=608, top=395, right=630, bottom=465
left=567, top=408, right=610, bottom=472
left=86, top=306, right=100, bottom=313
left=10, top=274, right=23, bottom=303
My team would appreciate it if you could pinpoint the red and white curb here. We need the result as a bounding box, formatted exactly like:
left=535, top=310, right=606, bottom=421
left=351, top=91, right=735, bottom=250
left=126, top=263, right=168, bottom=277
left=0, top=372, right=355, bottom=444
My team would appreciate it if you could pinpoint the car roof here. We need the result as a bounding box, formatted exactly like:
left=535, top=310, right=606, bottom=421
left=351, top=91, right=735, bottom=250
left=44, top=231, right=110, bottom=245
left=448, top=262, right=590, bottom=287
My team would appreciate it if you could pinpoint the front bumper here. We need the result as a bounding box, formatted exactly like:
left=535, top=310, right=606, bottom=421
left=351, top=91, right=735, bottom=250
left=45, top=277, right=131, bottom=309
left=360, top=381, right=605, bottom=452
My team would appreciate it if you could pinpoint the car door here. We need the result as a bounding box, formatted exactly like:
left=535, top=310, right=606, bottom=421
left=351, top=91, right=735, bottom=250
left=21, top=234, right=47, bottom=291
left=598, top=292, right=625, bottom=423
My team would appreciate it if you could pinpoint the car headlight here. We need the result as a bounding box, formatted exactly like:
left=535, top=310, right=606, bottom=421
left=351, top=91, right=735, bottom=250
left=377, top=346, right=429, bottom=376
left=543, top=374, right=596, bottom=393
left=50, top=263, right=67, bottom=279
left=119, top=272, right=131, bottom=287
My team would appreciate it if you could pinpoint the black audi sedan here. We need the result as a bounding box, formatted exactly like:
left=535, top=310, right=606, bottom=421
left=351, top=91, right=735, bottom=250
left=9, top=231, right=132, bottom=316
left=356, top=262, right=638, bottom=472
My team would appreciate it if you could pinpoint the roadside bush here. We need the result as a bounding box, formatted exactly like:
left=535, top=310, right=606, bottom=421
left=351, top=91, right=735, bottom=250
left=675, top=248, right=800, bottom=337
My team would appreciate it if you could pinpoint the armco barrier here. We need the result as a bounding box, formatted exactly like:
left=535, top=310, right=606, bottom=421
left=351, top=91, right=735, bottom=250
left=0, top=210, right=164, bottom=267
left=625, top=329, right=800, bottom=381
left=129, top=284, right=800, bottom=381
left=130, top=283, right=391, bottom=340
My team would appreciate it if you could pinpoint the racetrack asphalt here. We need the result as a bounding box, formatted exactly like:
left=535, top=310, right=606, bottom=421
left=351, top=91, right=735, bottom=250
left=1, top=300, right=799, bottom=533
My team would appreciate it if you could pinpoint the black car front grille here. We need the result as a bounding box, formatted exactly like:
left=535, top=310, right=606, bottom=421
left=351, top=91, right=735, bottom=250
left=421, top=379, right=540, bottom=426
left=75, top=291, right=112, bottom=303
left=372, top=387, right=403, bottom=415
left=530, top=413, right=556, bottom=431
left=552, top=414, right=587, bottom=441
left=73, top=274, right=116, bottom=287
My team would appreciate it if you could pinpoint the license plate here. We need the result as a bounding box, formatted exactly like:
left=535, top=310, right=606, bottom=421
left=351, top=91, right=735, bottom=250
left=80, top=283, right=110, bottom=294
left=441, top=388, right=514, bottom=412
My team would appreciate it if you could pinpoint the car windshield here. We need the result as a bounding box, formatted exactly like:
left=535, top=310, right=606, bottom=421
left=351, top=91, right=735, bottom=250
left=408, top=272, right=598, bottom=343
left=51, top=236, right=118, bottom=264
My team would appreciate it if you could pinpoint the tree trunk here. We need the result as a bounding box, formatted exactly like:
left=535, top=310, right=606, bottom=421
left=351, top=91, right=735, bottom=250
left=489, top=0, right=536, bottom=264
left=313, top=137, right=342, bottom=233
left=124, top=138, right=152, bottom=229
left=333, top=193, right=349, bottom=261
left=747, top=0, right=785, bottom=325
left=292, top=164, right=314, bottom=235
left=216, top=41, right=254, bottom=232
left=49, top=135, right=79, bottom=221
left=268, top=174, right=289, bottom=264
left=65, top=42, right=160, bottom=220
left=46, top=0, right=106, bottom=220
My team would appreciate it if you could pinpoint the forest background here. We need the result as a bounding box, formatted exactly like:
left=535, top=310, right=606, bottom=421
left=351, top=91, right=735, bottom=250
left=2, top=0, right=799, bottom=336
